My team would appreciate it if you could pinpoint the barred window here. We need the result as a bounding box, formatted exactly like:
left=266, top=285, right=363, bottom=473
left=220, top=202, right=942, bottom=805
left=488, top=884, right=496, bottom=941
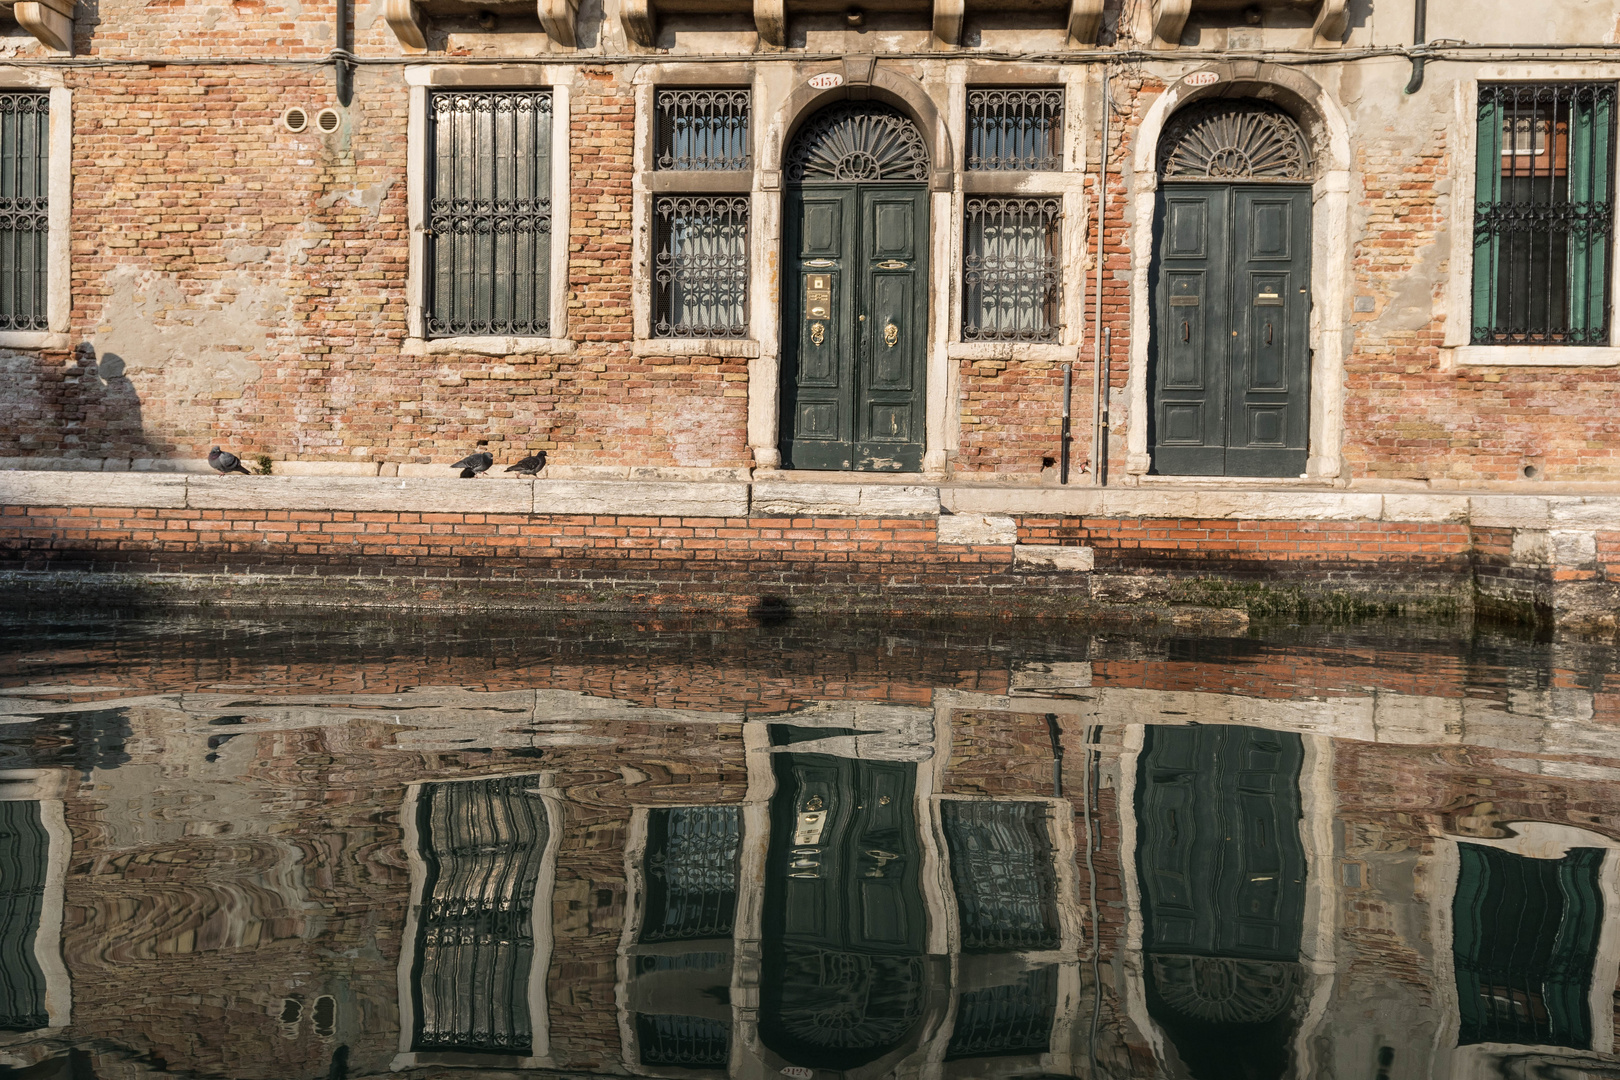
left=639, top=806, right=741, bottom=942
left=656, top=88, right=750, bottom=171
left=962, top=197, right=1061, bottom=343
left=941, top=800, right=1061, bottom=952
left=0, top=92, right=49, bottom=333
left=426, top=90, right=553, bottom=339
left=967, top=88, right=1062, bottom=172
left=1472, top=83, right=1616, bottom=346
left=653, top=195, right=749, bottom=339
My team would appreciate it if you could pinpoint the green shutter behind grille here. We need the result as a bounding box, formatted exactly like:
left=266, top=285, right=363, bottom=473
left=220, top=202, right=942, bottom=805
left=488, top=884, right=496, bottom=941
left=0, top=93, right=49, bottom=333
left=426, top=91, right=552, bottom=339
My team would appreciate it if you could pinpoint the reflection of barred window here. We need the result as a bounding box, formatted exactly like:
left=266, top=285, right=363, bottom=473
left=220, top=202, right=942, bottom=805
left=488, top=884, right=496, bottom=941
left=946, top=966, right=1057, bottom=1060
left=656, top=89, right=750, bottom=171
left=0, top=800, right=48, bottom=1031
left=640, top=806, right=741, bottom=942
left=1472, top=83, right=1615, bottom=345
left=653, top=196, right=749, bottom=338
left=426, top=90, right=553, bottom=338
left=967, top=88, right=1062, bottom=172
left=637, top=1012, right=731, bottom=1068
left=962, top=198, right=1061, bottom=343
left=941, top=800, right=1060, bottom=952
left=412, top=776, right=549, bottom=1055
left=1453, top=843, right=1603, bottom=1049
left=0, top=93, right=50, bottom=333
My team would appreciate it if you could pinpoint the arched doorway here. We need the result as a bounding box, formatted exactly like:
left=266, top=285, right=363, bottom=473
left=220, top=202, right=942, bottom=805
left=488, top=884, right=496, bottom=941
left=780, top=103, right=930, bottom=472
left=1150, top=101, right=1315, bottom=477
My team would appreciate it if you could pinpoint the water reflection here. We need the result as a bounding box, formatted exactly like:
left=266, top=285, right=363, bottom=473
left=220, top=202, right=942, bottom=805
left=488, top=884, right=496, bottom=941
left=1, top=612, right=1620, bottom=1079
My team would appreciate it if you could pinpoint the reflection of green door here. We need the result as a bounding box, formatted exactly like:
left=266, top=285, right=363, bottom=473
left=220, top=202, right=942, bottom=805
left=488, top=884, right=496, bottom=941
left=759, top=752, right=927, bottom=1070
left=782, top=184, right=928, bottom=472
left=0, top=800, right=48, bottom=1032
left=1136, top=724, right=1306, bottom=959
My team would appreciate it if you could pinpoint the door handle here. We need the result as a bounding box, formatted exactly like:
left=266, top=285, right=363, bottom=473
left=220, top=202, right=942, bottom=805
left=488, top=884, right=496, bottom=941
left=1182, top=320, right=1189, bottom=342
left=1265, top=323, right=1273, bottom=345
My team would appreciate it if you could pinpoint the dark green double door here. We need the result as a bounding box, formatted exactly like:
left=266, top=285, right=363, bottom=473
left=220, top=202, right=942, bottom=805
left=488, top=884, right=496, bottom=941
left=781, top=185, right=928, bottom=472
left=1152, top=184, right=1311, bottom=476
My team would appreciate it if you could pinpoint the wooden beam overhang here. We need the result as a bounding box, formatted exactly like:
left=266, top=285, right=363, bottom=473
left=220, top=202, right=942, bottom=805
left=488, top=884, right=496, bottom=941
left=1150, top=0, right=1348, bottom=49
left=1, top=0, right=73, bottom=53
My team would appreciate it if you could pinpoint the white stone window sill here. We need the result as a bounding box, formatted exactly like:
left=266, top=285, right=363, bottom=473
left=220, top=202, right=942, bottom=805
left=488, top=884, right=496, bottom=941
left=404, top=336, right=575, bottom=357
left=949, top=342, right=1078, bottom=362
left=0, top=330, right=69, bottom=350
left=632, top=338, right=761, bottom=358
left=1452, top=345, right=1620, bottom=367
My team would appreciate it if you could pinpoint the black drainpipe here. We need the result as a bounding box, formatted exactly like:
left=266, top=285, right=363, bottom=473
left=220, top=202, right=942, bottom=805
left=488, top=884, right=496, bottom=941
left=1404, top=0, right=1427, bottom=95
left=334, top=0, right=353, bottom=107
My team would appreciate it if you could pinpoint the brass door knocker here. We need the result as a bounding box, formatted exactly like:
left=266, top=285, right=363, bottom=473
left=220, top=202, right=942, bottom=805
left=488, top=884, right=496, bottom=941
left=883, top=322, right=899, bottom=348
left=810, top=321, right=825, bottom=346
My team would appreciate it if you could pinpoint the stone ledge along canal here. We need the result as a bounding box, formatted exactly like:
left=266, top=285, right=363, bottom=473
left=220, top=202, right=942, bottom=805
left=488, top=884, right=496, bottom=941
left=1, top=609, right=1618, bottom=1079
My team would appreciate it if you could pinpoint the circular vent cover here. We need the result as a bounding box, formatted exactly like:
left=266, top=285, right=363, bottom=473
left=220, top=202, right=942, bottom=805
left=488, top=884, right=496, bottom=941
left=314, top=107, right=342, bottom=134
left=281, top=106, right=308, bottom=133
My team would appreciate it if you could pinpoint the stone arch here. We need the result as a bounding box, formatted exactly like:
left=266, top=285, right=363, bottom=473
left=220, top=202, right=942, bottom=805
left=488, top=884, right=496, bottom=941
left=763, top=63, right=953, bottom=190
left=1123, top=62, right=1354, bottom=482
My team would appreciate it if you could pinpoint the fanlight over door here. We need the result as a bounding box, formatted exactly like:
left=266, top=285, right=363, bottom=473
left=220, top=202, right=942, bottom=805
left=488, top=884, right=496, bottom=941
left=781, top=104, right=930, bottom=473
left=1151, top=101, right=1315, bottom=478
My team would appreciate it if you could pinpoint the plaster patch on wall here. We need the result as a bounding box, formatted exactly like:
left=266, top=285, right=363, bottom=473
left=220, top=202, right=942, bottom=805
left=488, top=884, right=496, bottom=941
left=92, top=267, right=284, bottom=402
left=667, top=397, right=735, bottom=467
left=316, top=181, right=393, bottom=214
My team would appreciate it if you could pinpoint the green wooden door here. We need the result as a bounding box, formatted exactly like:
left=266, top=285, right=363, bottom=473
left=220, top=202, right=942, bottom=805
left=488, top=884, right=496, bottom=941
left=1135, top=724, right=1306, bottom=960
left=759, top=752, right=928, bottom=1070
left=781, top=184, right=929, bottom=472
left=1152, top=184, right=1311, bottom=477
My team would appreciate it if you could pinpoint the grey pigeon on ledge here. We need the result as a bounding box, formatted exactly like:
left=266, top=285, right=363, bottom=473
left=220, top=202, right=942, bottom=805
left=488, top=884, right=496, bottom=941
left=208, top=447, right=249, bottom=475
left=451, top=452, right=493, bottom=477
left=506, top=452, right=547, bottom=477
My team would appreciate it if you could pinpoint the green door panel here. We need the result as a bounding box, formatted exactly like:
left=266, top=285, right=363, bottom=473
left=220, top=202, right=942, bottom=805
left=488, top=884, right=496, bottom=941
left=1135, top=724, right=1306, bottom=961
left=1152, top=183, right=1310, bottom=477
left=0, top=800, right=49, bottom=1032
left=781, top=184, right=928, bottom=473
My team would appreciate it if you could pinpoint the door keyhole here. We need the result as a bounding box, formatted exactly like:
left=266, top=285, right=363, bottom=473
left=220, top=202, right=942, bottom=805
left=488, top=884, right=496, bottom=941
left=1182, top=320, right=1189, bottom=342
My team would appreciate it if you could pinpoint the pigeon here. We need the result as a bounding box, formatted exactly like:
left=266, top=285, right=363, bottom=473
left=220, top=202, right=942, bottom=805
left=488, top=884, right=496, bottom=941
left=459, top=467, right=477, bottom=478
left=208, top=446, right=250, bottom=475
left=451, top=452, right=493, bottom=477
left=505, top=452, right=547, bottom=477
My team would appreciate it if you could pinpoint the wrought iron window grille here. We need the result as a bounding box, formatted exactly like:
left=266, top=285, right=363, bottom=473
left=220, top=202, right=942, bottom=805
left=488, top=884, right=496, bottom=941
left=640, top=806, right=742, bottom=942
left=785, top=103, right=930, bottom=184
left=945, top=966, right=1058, bottom=1060
left=0, top=92, right=50, bottom=334
left=425, top=90, right=553, bottom=340
left=967, top=88, right=1063, bottom=172
left=1471, top=82, right=1616, bottom=347
left=1157, top=100, right=1314, bottom=182
left=962, top=197, right=1063, bottom=344
left=940, top=800, right=1062, bottom=952
left=636, top=1012, right=732, bottom=1068
left=653, top=195, right=750, bottom=339
left=656, top=88, right=750, bottom=171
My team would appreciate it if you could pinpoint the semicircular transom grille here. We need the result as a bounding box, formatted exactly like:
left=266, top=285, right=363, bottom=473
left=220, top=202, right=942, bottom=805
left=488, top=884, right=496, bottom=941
left=786, top=103, right=930, bottom=184
left=1158, top=101, right=1313, bottom=182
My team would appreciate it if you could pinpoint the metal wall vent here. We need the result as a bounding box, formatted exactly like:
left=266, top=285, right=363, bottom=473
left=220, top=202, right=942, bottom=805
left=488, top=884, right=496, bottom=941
left=315, top=107, right=342, bottom=133
left=281, top=106, right=308, bottom=133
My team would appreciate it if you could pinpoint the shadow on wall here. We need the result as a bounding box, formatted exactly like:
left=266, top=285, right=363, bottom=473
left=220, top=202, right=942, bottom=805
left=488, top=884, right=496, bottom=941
left=61, top=342, right=151, bottom=460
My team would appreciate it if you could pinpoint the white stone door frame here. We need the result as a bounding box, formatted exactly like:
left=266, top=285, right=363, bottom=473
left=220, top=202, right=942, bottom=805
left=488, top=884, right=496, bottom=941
left=1124, top=62, right=1353, bottom=483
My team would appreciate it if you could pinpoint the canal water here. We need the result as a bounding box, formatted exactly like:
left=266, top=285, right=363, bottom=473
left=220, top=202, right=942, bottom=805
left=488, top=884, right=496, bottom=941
left=1, top=609, right=1618, bottom=1080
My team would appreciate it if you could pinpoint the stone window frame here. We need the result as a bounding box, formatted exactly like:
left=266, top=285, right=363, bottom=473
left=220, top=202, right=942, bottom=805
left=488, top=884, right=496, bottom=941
left=1445, top=66, right=1620, bottom=368
left=403, top=65, right=574, bottom=359
left=0, top=769, right=73, bottom=1034
left=945, top=64, right=1088, bottom=365
left=0, top=70, right=70, bottom=352
left=390, top=771, right=565, bottom=1072
left=631, top=64, right=763, bottom=360
left=1425, top=824, right=1620, bottom=1061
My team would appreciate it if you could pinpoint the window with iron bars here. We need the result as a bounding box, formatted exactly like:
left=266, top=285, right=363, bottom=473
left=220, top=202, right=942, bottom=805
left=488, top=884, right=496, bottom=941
left=967, top=88, right=1063, bottom=172
left=425, top=90, right=553, bottom=339
left=0, top=92, right=50, bottom=333
left=656, top=88, right=750, bottom=171
left=1472, top=82, right=1616, bottom=346
left=653, top=195, right=749, bottom=339
left=962, top=198, right=1062, bottom=344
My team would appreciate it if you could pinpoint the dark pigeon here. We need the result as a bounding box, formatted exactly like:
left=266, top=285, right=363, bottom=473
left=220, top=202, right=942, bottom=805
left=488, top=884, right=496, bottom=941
left=459, top=467, right=477, bottom=478
left=451, top=452, right=493, bottom=477
left=506, top=452, right=547, bottom=477
left=208, top=446, right=249, bottom=475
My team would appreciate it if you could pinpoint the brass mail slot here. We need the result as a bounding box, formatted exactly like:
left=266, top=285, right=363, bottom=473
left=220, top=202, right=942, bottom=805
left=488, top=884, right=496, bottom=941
left=1255, top=291, right=1283, bottom=305
left=1169, top=296, right=1200, bottom=307
left=807, top=300, right=830, bottom=318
